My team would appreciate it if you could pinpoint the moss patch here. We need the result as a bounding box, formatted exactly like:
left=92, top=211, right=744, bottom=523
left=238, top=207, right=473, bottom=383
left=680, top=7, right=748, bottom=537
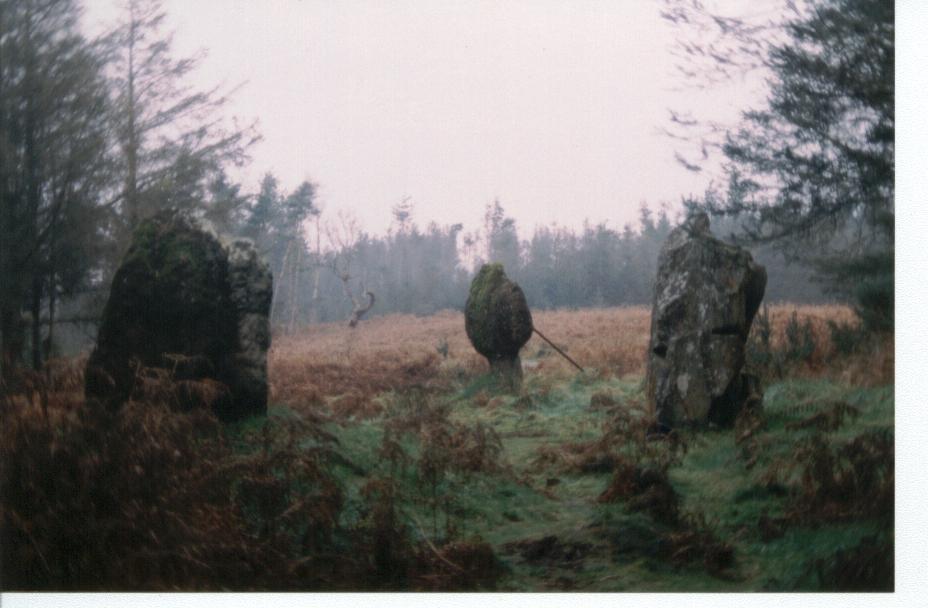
left=464, top=264, right=533, bottom=359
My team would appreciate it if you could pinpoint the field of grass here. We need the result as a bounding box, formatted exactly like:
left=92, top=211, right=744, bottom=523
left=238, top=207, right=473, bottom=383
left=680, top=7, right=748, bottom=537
left=0, top=304, right=894, bottom=591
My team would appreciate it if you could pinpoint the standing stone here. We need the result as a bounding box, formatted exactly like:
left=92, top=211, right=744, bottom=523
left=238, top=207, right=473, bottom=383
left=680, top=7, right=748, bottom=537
left=646, top=212, right=766, bottom=428
left=464, top=264, right=533, bottom=390
left=85, top=209, right=272, bottom=421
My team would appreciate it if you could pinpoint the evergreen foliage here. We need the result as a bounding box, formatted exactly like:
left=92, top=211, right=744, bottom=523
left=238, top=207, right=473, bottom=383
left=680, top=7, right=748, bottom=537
left=106, top=0, right=258, bottom=240
left=664, top=0, right=894, bottom=331
left=0, top=0, right=112, bottom=376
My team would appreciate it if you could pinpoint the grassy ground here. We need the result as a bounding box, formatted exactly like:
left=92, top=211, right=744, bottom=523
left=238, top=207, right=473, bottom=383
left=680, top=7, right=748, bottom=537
left=294, top=367, right=892, bottom=591
left=1, top=305, right=893, bottom=590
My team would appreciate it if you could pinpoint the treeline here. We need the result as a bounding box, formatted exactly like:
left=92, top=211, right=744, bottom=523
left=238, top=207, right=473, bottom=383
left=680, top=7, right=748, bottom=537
left=245, top=197, right=830, bottom=328
left=0, top=0, right=834, bottom=374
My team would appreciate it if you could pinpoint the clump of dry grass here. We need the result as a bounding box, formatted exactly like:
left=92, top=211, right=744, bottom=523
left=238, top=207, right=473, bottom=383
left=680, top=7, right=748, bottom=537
left=662, top=515, right=736, bottom=578
left=532, top=393, right=685, bottom=480
left=0, top=365, right=352, bottom=590
left=526, top=307, right=652, bottom=378
left=271, top=331, right=449, bottom=413
left=761, top=429, right=894, bottom=525
left=599, top=461, right=682, bottom=524
left=748, top=304, right=892, bottom=385
left=760, top=304, right=856, bottom=353
left=346, top=388, right=508, bottom=591
left=408, top=538, right=506, bottom=591
left=269, top=308, right=655, bottom=414
left=3, top=388, right=239, bottom=589
left=350, top=470, right=506, bottom=591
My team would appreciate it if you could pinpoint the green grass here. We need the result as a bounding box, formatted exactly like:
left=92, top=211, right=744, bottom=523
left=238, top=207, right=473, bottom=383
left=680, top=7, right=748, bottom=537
left=284, top=370, right=894, bottom=591
left=665, top=379, right=894, bottom=591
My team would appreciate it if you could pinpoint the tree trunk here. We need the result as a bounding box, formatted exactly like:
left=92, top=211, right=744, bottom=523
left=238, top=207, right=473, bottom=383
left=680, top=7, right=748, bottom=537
left=0, top=308, right=22, bottom=383
left=30, top=273, right=42, bottom=370
left=271, top=239, right=293, bottom=327
left=24, top=9, right=41, bottom=372
left=309, top=265, right=321, bottom=324
left=125, top=6, right=139, bottom=230
left=309, top=218, right=322, bottom=324
left=44, top=273, right=56, bottom=360
left=287, top=245, right=302, bottom=333
left=0, top=0, right=9, bottom=382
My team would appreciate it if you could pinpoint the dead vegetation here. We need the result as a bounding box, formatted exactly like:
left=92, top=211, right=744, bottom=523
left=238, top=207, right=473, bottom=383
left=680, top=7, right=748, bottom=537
left=343, top=388, right=510, bottom=591
left=0, top=363, right=507, bottom=591
left=351, top=474, right=505, bottom=591
left=526, top=391, right=735, bottom=579
left=811, top=534, right=893, bottom=591
left=761, top=430, right=894, bottom=525
left=271, top=304, right=886, bottom=416
left=747, top=304, right=893, bottom=386
left=0, top=304, right=892, bottom=591
left=1, top=371, right=270, bottom=590
left=532, top=393, right=685, bottom=480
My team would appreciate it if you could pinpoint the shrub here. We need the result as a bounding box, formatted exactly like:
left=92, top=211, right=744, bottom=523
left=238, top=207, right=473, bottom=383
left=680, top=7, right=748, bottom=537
left=763, top=430, right=894, bottom=525
left=827, top=320, right=867, bottom=356
left=746, top=304, right=777, bottom=376
left=784, top=312, right=816, bottom=365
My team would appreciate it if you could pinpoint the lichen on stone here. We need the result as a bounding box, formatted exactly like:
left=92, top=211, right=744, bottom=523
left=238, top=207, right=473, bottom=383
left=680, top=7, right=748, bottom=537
left=645, top=215, right=767, bottom=428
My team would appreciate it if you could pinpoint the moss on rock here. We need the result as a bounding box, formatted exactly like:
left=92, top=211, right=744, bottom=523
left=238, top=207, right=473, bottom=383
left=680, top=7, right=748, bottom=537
left=464, top=264, right=533, bottom=389
left=86, top=209, right=271, bottom=421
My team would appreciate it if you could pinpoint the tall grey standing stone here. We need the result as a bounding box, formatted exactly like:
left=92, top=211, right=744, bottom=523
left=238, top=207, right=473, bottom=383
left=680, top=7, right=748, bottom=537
left=646, top=212, right=766, bottom=428
left=85, top=209, right=272, bottom=421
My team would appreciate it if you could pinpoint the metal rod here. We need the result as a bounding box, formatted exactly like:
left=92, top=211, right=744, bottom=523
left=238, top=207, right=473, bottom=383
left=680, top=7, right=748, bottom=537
left=532, top=327, right=585, bottom=373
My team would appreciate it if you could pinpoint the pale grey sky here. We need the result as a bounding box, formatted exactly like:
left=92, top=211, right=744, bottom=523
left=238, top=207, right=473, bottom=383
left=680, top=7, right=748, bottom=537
left=83, top=0, right=766, bottom=238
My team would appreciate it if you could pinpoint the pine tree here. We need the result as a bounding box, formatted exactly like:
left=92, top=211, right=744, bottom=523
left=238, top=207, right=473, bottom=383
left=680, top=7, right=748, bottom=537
left=0, top=0, right=112, bottom=374
left=663, top=0, right=893, bottom=330
left=202, top=169, right=249, bottom=235
left=106, top=0, right=257, bottom=238
left=483, top=200, right=521, bottom=276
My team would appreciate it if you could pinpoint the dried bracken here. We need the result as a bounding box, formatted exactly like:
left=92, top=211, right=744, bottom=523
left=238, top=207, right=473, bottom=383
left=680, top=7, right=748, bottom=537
left=761, top=430, right=894, bottom=525
left=0, top=304, right=887, bottom=591
left=0, top=367, right=345, bottom=590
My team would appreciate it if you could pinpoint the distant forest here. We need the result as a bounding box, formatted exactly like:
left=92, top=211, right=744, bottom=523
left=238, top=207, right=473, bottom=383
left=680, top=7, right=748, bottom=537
left=51, top=170, right=838, bottom=356
left=221, top=181, right=831, bottom=331
left=1, top=0, right=840, bottom=366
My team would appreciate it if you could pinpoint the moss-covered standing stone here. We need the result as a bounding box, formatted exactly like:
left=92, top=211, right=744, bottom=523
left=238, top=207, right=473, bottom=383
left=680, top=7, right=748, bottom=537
left=85, top=209, right=272, bottom=421
left=464, top=264, right=533, bottom=389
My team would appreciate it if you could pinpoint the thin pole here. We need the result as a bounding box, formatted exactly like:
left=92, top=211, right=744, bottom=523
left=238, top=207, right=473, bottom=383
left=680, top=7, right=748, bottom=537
left=532, top=327, right=585, bottom=373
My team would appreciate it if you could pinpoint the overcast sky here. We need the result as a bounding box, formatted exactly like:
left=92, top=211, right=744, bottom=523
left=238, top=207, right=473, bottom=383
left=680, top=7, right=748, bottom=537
left=82, top=0, right=767, bottom=238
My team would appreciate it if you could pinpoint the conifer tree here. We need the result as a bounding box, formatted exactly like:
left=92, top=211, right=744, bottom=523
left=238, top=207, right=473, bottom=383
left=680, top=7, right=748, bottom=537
left=107, top=0, right=257, bottom=238
left=0, top=0, right=112, bottom=373
left=663, top=0, right=893, bottom=329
